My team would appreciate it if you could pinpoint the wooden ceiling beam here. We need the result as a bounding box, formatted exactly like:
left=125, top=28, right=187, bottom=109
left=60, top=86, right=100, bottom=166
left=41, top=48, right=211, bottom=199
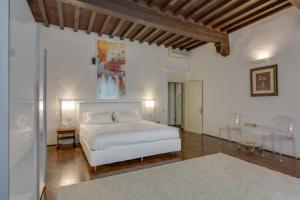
left=57, top=0, right=64, bottom=29
left=220, top=0, right=287, bottom=32
left=213, top=0, right=271, bottom=28
left=156, top=32, right=176, bottom=46
left=184, top=0, right=214, bottom=21
left=65, top=0, right=228, bottom=44
left=87, top=10, right=97, bottom=34
left=149, top=31, right=167, bottom=45
left=187, top=41, right=207, bottom=51
left=158, top=33, right=176, bottom=46
left=204, top=0, right=253, bottom=26
left=121, top=22, right=137, bottom=40
left=147, top=0, right=155, bottom=7
left=110, top=19, right=125, bottom=37
left=131, top=25, right=148, bottom=41
left=37, top=0, right=49, bottom=27
left=140, top=28, right=159, bottom=43
left=199, top=0, right=239, bottom=23
left=173, top=0, right=195, bottom=16
left=161, top=0, right=177, bottom=12
left=177, top=38, right=196, bottom=49
left=289, top=0, right=300, bottom=9
left=98, top=15, right=111, bottom=36
left=195, top=0, right=231, bottom=23
left=144, top=29, right=160, bottom=44
left=173, top=37, right=191, bottom=49
left=165, top=35, right=183, bottom=48
left=227, top=2, right=292, bottom=33
left=74, top=6, right=80, bottom=32
left=179, top=39, right=198, bottom=50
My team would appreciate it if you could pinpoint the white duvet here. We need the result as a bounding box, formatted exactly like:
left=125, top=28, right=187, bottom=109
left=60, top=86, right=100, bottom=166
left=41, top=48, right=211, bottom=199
left=80, top=120, right=180, bottom=151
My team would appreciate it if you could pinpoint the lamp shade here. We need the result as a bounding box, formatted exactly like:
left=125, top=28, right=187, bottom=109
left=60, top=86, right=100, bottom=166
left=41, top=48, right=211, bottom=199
left=145, top=100, right=155, bottom=108
left=61, top=101, right=76, bottom=111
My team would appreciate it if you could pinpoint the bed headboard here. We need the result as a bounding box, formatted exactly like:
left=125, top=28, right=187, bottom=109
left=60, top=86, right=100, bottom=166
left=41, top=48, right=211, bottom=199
left=78, top=101, right=143, bottom=123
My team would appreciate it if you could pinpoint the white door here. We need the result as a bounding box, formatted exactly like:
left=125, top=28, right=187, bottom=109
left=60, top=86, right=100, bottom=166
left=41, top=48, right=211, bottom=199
left=183, top=81, right=203, bottom=134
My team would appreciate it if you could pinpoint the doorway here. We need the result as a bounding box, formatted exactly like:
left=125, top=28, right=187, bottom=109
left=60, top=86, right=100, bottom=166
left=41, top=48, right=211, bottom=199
left=168, top=82, right=183, bottom=129
left=183, top=80, right=203, bottom=134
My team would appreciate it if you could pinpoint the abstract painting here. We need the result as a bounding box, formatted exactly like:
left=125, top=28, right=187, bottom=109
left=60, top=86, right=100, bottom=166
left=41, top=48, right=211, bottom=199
left=96, top=40, right=126, bottom=99
left=250, top=65, right=278, bottom=96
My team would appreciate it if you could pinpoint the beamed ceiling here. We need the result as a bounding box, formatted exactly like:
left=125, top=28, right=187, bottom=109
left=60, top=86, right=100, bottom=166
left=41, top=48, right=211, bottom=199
left=27, top=0, right=293, bottom=56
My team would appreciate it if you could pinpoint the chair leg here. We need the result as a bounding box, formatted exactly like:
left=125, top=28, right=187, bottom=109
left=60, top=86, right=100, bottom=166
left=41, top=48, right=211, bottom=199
left=227, top=129, right=232, bottom=147
left=261, top=135, right=265, bottom=157
left=271, top=134, right=275, bottom=154
left=279, top=137, right=283, bottom=162
left=292, top=137, right=296, bottom=160
left=238, top=129, right=242, bottom=149
left=218, top=128, right=222, bottom=145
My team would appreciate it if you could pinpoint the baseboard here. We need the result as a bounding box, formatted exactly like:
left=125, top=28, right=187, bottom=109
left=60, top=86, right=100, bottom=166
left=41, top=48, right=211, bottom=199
left=202, top=133, right=299, bottom=160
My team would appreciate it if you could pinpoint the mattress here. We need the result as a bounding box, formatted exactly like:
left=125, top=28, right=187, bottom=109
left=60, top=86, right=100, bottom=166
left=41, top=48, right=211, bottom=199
left=80, top=120, right=180, bottom=151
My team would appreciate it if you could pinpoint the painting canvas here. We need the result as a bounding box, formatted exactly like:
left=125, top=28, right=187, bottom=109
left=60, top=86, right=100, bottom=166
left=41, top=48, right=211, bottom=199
left=96, top=40, right=126, bottom=99
left=250, top=65, right=278, bottom=97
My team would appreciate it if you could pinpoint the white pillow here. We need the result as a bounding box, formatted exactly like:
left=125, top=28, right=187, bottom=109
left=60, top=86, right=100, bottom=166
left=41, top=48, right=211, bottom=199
left=83, top=112, right=113, bottom=124
left=113, top=110, right=142, bottom=123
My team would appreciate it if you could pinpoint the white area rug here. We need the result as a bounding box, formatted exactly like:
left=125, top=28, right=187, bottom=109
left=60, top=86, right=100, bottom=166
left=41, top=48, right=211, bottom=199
left=55, top=153, right=300, bottom=200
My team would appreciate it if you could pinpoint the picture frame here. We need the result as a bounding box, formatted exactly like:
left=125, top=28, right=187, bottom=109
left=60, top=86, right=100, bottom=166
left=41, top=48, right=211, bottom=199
left=250, top=65, right=278, bottom=97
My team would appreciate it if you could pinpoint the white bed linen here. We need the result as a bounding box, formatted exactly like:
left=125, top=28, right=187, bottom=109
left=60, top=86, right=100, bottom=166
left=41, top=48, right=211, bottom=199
left=80, top=120, right=180, bottom=151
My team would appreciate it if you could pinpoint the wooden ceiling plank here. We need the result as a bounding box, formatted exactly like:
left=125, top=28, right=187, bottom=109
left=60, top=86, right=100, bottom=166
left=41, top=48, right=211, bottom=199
left=165, top=35, right=183, bottom=47
left=227, top=2, right=292, bottom=33
left=57, top=0, right=64, bottom=29
left=158, top=33, right=177, bottom=46
left=87, top=10, right=97, bottom=34
left=177, top=38, right=196, bottom=49
left=161, top=0, right=177, bottom=12
left=131, top=25, right=148, bottom=41
left=173, top=0, right=195, bottom=16
left=173, top=37, right=191, bottom=49
left=149, top=31, right=167, bottom=45
left=74, top=6, right=80, bottom=32
left=212, top=0, right=271, bottom=28
left=147, top=0, right=155, bottom=7
left=184, top=0, right=215, bottom=21
left=141, top=28, right=159, bottom=43
left=195, top=0, right=232, bottom=23
left=121, top=22, right=137, bottom=40
left=64, top=0, right=228, bottom=44
left=186, top=41, right=207, bottom=51
left=38, top=0, right=49, bottom=27
left=204, top=0, right=253, bottom=26
left=110, top=18, right=125, bottom=37
left=199, top=0, right=239, bottom=23
left=289, top=0, right=300, bottom=9
left=220, top=0, right=287, bottom=32
left=179, top=39, right=198, bottom=50
left=98, top=15, right=111, bottom=36
left=156, top=33, right=173, bottom=46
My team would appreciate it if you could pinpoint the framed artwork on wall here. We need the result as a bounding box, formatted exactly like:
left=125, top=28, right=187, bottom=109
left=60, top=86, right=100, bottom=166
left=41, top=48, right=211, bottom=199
left=96, top=40, right=126, bottom=99
left=250, top=65, right=278, bottom=97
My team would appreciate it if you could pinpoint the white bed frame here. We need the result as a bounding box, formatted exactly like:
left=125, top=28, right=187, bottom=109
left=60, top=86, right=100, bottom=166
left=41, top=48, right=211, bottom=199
left=78, top=101, right=181, bottom=168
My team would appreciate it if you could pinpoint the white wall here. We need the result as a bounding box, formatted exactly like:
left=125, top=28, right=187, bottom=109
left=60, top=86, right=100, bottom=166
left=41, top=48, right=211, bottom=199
left=189, top=7, right=300, bottom=156
left=40, top=26, right=188, bottom=145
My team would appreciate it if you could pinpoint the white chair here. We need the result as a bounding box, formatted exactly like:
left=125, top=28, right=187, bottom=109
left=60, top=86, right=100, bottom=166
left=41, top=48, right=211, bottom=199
left=219, top=113, right=242, bottom=147
left=262, top=116, right=296, bottom=162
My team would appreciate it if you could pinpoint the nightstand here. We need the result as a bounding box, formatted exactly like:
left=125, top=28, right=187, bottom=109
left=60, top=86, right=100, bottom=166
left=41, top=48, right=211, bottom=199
left=56, top=127, right=76, bottom=149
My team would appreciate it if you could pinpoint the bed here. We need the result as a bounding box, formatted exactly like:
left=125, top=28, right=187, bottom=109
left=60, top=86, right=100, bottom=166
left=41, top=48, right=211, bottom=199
left=78, top=101, right=181, bottom=167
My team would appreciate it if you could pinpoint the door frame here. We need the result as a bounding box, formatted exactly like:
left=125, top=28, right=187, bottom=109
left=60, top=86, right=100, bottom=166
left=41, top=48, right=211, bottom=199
left=0, top=0, right=9, bottom=199
left=183, top=80, right=204, bottom=134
